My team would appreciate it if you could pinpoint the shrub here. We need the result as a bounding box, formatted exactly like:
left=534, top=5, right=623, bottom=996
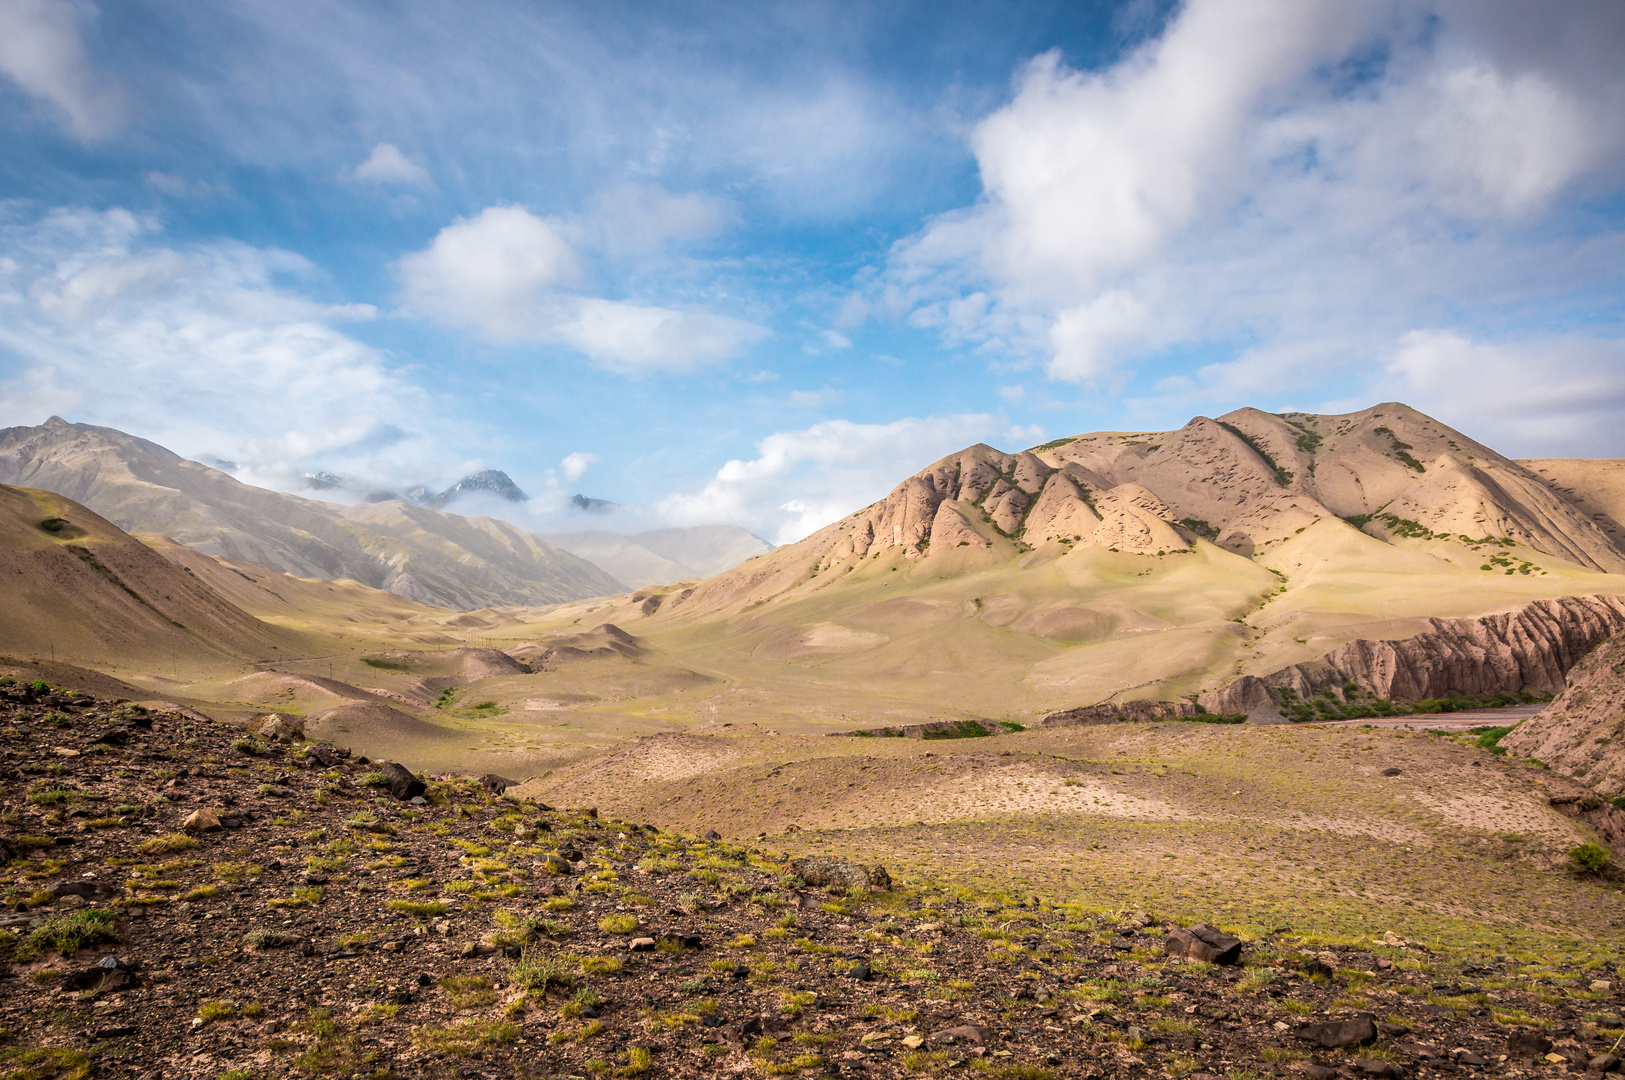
left=598, top=914, right=639, bottom=935
left=511, top=945, right=574, bottom=992
left=1570, top=844, right=1609, bottom=875
left=231, top=738, right=266, bottom=756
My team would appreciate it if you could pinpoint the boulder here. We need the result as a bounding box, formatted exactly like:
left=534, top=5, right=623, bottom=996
left=378, top=761, right=426, bottom=801
left=181, top=809, right=222, bottom=834
left=789, top=856, right=892, bottom=892
left=1508, top=1030, right=1554, bottom=1058
left=258, top=715, right=304, bottom=742
left=1295, top=1012, right=1378, bottom=1048
left=478, top=773, right=517, bottom=794
left=1163, top=923, right=1243, bottom=965
left=929, top=1025, right=995, bottom=1046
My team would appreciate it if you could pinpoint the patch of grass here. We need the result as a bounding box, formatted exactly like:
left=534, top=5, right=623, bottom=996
left=267, top=886, right=322, bottom=909
left=439, top=974, right=498, bottom=1009
left=0, top=1046, right=93, bottom=1080
left=197, top=1000, right=237, bottom=1023
left=598, top=914, right=639, bottom=935
left=137, top=833, right=197, bottom=855
left=27, top=908, right=117, bottom=956
left=385, top=899, right=447, bottom=917
left=412, top=1019, right=519, bottom=1057
left=1570, top=844, right=1609, bottom=875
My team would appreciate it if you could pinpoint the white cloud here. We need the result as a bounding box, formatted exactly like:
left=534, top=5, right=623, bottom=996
left=1383, top=329, right=1625, bottom=455
left=0, top=207, right=434, bottom=491
left=0, top=0, right=124, bottom=138
left=877, top=0, right=1625, bottom=394
left=0, top=364, right=81, bottom=427
left=351, top=142, right=431, bottom=186
left=396, top=205, right=581, bottom=338
left=788, top=387, right=842, bottom=409
left=1005, top=423, right=1046, bottom=447
left=396, top=204, right=767, bottom=373
left=590, top=182, right=732, bottom=259
left=657, top=413, right=1000, bottom=544
left=560, top=451, right=597, bottom=482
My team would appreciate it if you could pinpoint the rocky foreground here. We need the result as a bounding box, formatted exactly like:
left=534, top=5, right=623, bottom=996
left=0, top=679, right=1620, bottom=1080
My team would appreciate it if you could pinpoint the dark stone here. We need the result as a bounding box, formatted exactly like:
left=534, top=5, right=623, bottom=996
left=705, top=829, right=721, bottom=841
left=91, top=1026, right=135, bottom=1040
left=660, top=931, right=703, bottom=950
left=849, top=963, right=872, bottom=981
left=702, top=1014, right=726, bottom=1028
left=731, top=965, right=750, bottom=979
left=1508, top=1030, right=1554, bottom=1058
left=1453, top=1050, right=1487, bottom=1066
left=1381, top=767, right=1403, bottom=776
left=1354, top=1059, right=1403, bottom=1077
left=1163, top=924, right=1243, bottom=965
left=929, top=1025, right=995, bottom=1046
left=378, top=761, right=426, bottom=801
left=1378, top=1023, right=1411, bottom=1037
left=739, top=1018, right=762, bottom=1036
left=92, top=728, right=130, bottom=746
left=1295, top=1012, right=1378, bottom=1049
left=1303, top=959, right=1336, bottom=979
left=1590, top=1054, right=1622, bottom=1073
left=49, top=880, right=120, bottom=901
left=387, top=991, right=413, bottom=1005
left=1303, top=1067, right=1338, bottom=1080
left=416, top=973, right=432, bottom=986
left=478, top=774, right=517, bottom=794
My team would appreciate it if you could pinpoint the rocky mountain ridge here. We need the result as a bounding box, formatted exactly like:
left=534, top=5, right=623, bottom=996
left=1199, top=595, right=1625, bottom=719
left=659, top=402, right=1625, bottom=621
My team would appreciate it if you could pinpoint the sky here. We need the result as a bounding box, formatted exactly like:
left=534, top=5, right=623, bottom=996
left=1, top=0, right=1622, bottom=545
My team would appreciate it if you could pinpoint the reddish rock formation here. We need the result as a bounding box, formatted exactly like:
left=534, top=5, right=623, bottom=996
left=1041, top=701, right=1202, bottom=726
left=1199, top=595, right=1625, bottom=716
left=1503, top=630, right=1625, bottom=796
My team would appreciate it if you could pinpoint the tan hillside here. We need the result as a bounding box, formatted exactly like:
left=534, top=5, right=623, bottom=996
left=0, top=417, right=625, bottom=609
left=454, top=404, right=1625, bottom=737
left=0, top=484, right=294, bottom=665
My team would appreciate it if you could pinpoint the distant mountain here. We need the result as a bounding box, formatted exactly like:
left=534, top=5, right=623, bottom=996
left=414, top=469, right=528, bottom=509
left=540, top=526, right=773, bottom=589
left=0, top=418, right=624, bottom=610
left=570, top=494, right=616, bottom=513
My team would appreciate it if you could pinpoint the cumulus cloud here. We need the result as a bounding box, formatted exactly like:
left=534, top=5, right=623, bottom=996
left=560, top=451, right=597, bottom=482
left=396, top=204, right=766, bottom=372
left=0, top=0, right=124, bottom=138
left=879, top=0, right=1625, bottom=394
left=657, top=413, right=1000, bottom=544
left=350, top=142, right=431, bottom=186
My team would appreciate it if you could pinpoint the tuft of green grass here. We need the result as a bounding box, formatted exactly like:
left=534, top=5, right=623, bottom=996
left=27, top=908, right=117, bottom=957
left=598, top=914, right=639, bottom=935
left=137, top=833, right=197, bottom=855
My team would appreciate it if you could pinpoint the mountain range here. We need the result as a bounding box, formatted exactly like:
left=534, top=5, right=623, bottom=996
left=0, top=418, right=776, bottom=608
left=0, top=418, right=621, bottom=610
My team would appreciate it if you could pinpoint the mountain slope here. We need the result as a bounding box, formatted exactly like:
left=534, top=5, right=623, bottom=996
left=0, top=484, right=293, bottom=664
left=657, top=402, right=1625, bottom=622
left=0, top=418, right=625, bottom=609
left=489, top=403, right=1625, bottom=729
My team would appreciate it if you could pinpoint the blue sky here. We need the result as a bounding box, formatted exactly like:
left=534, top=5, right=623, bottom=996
left=1, top=0, right=1623, bottom=544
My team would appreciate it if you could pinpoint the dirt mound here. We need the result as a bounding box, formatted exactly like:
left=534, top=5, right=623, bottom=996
left=305, top=701, right=448, bottom=747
